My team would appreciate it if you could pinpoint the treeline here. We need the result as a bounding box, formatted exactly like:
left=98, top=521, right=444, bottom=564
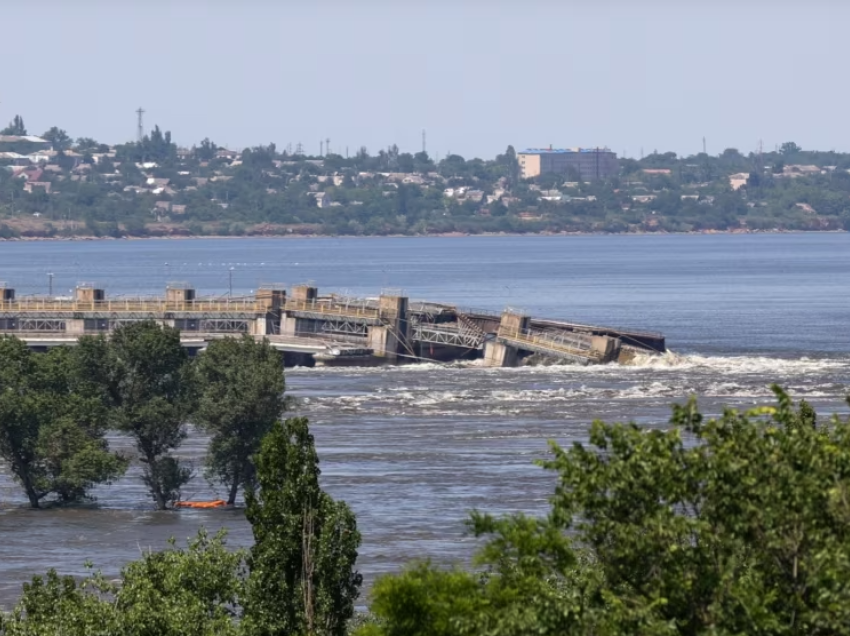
left=5, top=387, right=850, bottom=634
left=0, top=324, right=285, bottom=508
left=3, top=112, right=850, bottom=237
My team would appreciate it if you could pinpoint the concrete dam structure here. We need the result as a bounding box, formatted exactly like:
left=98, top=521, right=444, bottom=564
left=0, top=282, right=666, bottom=367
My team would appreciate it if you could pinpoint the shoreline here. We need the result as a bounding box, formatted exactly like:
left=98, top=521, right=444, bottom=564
left=0, top=228, right=845, bottom=243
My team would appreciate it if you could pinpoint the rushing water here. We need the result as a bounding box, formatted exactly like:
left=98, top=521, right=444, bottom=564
left=0, top=233, right=849, bottom=607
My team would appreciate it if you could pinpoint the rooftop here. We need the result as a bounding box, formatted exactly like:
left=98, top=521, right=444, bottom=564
left=0, top=135, right=49, bottom=144
left=521, top=147, right=614, bottom=154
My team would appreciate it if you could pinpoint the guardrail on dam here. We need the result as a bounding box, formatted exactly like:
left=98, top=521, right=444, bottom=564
left=0, top=282, right=666, bottom=367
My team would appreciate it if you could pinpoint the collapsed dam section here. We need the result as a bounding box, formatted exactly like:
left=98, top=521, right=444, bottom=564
left=0, top=282, right=665, bottom=367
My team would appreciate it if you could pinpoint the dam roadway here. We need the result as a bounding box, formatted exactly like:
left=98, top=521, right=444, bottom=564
left=0, top=282, right=665, bottom=366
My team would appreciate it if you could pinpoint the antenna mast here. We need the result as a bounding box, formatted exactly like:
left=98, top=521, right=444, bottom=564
left=326, top=137, right=331, bottom=155
left=422, top=129, right=426, bottom=154
left=136, top=107, right=145, bottom=142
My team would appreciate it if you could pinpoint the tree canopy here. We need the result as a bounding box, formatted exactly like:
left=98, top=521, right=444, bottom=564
left=361, top=387, right=850, bottom=636
left=0, top=337, right=127, bottom=507
left=193, top=335, right=287, bottom=504
left=95, top=321, right=195, bottom=509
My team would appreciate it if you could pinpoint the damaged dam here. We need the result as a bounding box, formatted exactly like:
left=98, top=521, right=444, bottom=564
left=0, top=282, right=666, bottom=367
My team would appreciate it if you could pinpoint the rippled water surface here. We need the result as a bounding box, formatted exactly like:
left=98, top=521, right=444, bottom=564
left=0, top=233, right=849, bottom=607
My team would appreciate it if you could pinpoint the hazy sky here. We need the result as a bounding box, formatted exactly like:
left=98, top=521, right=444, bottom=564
left=3, top=2, right=846, bottom=159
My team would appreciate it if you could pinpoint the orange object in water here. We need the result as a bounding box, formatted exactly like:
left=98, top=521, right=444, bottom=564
left=174, top=500, right=227, bottom=509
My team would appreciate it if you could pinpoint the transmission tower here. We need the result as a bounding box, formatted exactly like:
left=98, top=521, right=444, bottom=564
left=422, top=129, right=426, bottom=154
left=320, top=140, right=324, bottom=156
left=326, top=138, right=331, bottom=155
left=295, top=142, right=304, bottom=156
left=136, top=107, right=145, bottom=142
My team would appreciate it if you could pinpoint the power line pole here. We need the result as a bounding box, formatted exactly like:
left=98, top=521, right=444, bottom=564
left=136, top=107, right=145, bottom=142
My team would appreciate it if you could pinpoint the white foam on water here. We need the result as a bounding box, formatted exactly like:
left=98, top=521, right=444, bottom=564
left=305, top=380, right=846, bottom=414
left=623, top=351, right=848, bottom=375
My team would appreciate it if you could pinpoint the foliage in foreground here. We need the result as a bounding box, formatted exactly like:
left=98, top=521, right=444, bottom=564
left=0, top=530, right=243, bottom=636
left=0, top=417, right=362, bottom=636
left=361, top=387, right=850, bottom=636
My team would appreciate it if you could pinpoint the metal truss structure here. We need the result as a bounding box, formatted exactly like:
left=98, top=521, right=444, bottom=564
left=412, top=321, right=485, bottom=349
left=319, top=318, right=369, bottom=338
left=199, top=319, right=249, bottom=333
left=18, top=318, right=67, bottom=332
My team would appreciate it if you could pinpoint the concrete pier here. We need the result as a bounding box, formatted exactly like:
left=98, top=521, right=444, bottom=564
left=0, top=282, right=666, bottom=367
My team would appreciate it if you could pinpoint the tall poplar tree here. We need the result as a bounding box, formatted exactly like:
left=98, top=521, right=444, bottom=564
left=243, top=417, right=362, bottom=636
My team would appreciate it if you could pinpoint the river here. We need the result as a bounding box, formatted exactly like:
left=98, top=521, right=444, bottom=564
left=0, top=233, right=848, bottom=607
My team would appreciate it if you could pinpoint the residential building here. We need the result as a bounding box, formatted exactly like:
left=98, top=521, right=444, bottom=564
left=517, top=147, right=618, bottom=181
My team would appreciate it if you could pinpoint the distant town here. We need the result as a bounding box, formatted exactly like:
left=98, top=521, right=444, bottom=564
left=0, top=114, right=847, bottom=239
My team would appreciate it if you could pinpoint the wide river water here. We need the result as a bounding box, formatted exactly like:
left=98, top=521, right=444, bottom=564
left=0, top=233, right=849, bottom=607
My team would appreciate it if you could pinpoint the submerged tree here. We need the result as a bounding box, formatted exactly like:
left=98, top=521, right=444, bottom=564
left=0, top=337, right=127, bottom=508
left=362, top=388, right=850, bottom=635
left=243, top=417, right=362, bottom=636
left=96, top=322, right=194, bottom=509
left=193, top=335, right=286, bottom=505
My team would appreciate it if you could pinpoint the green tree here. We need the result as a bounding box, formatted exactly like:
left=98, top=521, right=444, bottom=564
left=41, top=126, right=72, bottom=151
left=0, top=530, right=244, bottom=636
left=781, top=141, right=802, bottom=155
left=243, top=417, right=362, bottom=636
left=363, top=388, right=850, bottom=636
left=193, top=335, right=287, bottom=505
left=101, top=322, right=194, bottom=509
left=0, top=338, right=127, bottom=508
left=1, top=115, right=27, bottom=136
left=74, top=137, right=100, bottom=152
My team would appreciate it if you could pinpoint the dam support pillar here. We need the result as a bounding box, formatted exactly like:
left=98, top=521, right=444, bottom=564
left=370, top=294, right=409, bottom=361
left=483, top=341, right=517, bottom=367
left=280, top=314, right=299, bottom=336
left=590, top=335, right=620, bottom=363
left=290, top=284, right=318, bottom=305
left=484, top=310, right=530, bottom=368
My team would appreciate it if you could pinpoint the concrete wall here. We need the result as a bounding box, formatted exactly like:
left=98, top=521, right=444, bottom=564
left=280, top=315, right=299, bottom=336
left=499, top=311, right=529, bottom=335
left=65, top=319, right=85, bottom=335
left=291, top=285, right=318, bottom=303
left=518, top=153, right=541, bottom=179
left=373, top=295, right=409, bottom=360
left=251, top=317, right=268, bottom=336
left=484, top=341, right=517, bottom=367
left=369, top=325, right=400, bottom=359
left=590, top=335, right=619, bottom=362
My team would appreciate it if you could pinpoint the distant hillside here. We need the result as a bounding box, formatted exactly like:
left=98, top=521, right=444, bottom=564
left=1, top=116, right=848, bottom=238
